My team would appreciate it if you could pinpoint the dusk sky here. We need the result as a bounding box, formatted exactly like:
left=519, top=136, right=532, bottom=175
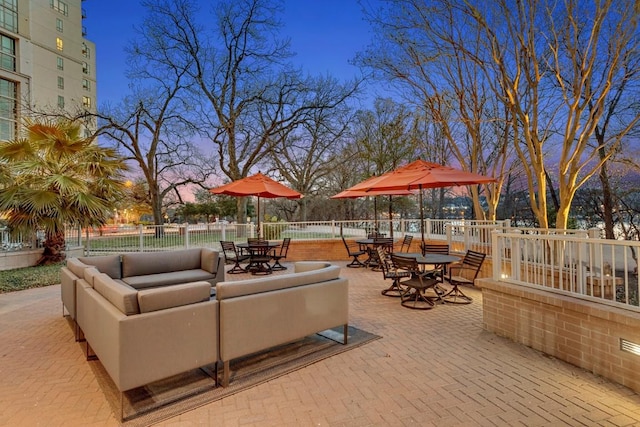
left=83, top=0, right=381, bottom=108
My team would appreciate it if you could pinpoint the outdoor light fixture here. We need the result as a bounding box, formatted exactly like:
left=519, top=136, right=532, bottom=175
left=620, top=338, right=640, bottom=356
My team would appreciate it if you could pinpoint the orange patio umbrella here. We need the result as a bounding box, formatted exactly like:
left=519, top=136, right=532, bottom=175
left=210, top=172, right=302, bottom=235
left=331, top=178, right=414, bottom=238
left=348, top=160, right=496, bottom=242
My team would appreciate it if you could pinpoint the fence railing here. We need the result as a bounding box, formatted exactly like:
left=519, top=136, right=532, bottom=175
left=0, top=227, right=42, bottom=251
left=69, top=219, right=509, bottom=256
left=492, top=229, right=640, bottom=310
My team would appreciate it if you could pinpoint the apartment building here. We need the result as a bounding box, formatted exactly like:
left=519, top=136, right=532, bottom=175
left=0, top=0, right=97, bottom=141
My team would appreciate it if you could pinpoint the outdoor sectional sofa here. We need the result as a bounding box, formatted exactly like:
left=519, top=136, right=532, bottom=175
left=62, top=256, right=348, bottom=419
left=60, top=248, right=225, bottom=340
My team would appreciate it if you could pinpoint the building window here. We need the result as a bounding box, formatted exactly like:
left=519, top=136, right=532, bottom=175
left=57, top=95, right=64, bottom=109
left=0, top=34, right=15, bottom=71
left=82, top=96, right=91, bottom=109
left=56, top=37, right=63, bottom=51
left=56, top=18, right=63, bottom=32
left=82, top=61, right=89, bottom=74
left=82, top=78, right=90, bottom=91
left=0, top=0, right=17, bottom=33
left=50, top=0, right=68, bottom=16
left=57, top=76, right=64, bottom=89
left=0, top=78, right=17, bottom=141
left=82, top=43, right=90, bottom=58
left=56, top=57, right=63, bottom=70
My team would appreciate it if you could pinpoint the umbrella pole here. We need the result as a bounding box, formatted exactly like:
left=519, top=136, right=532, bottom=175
left=420, top=185, right=425, bottom=243
left=374, top=197, right=378, bottom=234
left=257, top=196, right=261, bottom=238
left=389, top=195, right=393, bottom=239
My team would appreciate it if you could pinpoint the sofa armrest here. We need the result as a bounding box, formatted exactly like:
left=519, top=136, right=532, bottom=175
left=78, top=282, right=218, bottom=392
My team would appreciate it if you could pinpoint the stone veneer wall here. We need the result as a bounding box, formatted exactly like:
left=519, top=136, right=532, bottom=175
left=477, top=277, right=640, bottom=394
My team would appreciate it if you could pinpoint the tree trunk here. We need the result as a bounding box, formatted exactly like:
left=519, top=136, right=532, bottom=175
left=38, top=230, right=66, bottom=265
left=597, top=149, right=616, bottom=239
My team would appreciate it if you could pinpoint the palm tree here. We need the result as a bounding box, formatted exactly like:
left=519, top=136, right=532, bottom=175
left=0, top=119, right=127, bottom=265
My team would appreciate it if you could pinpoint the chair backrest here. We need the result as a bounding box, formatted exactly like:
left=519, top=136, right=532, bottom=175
left=247, top=237, right=266, bottom=244
left=220, top=241, right=238, bottom=257
left=461, top=250, right=486, bottom=279
left=462, top=250, right=486, bottom=268
left=391, top=254, right=419, bottom=274
left=400, top=235, right=413, bottom=252
left=342, top=236, right=357, bottom=253
left=377, top=246, right=392, bottom=275
left=279, top=237, right=291, bottom=256
left=421, top=243, right=449, bottom=256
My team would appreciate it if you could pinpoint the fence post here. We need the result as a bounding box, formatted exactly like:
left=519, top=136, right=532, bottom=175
left=511, top=229, right=522, bottom=281
left=331, top=220, right=336, bottom=238
left=185, top=223, right=190, bottom=248
left=492, top=230, right=500, bottom=280
left=137, top=224, right=143, bottom=252
left=445, top=223, right=452, bottom=249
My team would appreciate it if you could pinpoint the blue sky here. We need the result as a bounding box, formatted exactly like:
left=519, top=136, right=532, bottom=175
left=83, top=0, right=380, bottom=107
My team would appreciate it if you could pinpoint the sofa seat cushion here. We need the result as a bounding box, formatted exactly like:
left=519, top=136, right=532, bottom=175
left=137, top=281, right=212, bottom=313
left=121, top=249, right=203, bottom=278
left=78, top=255, right=122, bottom=279
left=123, top=269, right=216, bottom=289
left=93, top=273, right=140, bottom=315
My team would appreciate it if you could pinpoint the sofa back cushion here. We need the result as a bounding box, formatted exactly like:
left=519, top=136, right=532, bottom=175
left=78, top=255, right=122, bottom=279
left=82, top=267, right=101, bottom=287
left=137, top=281, right=211, bottom=313
left=93, top=273, right=139, bottom=315
left=66, top=258, right=90, bottom=277
left=217, top=264, right=341, bottom=300
left=121, top=248, right=202, bottom=278
left=294, top=262, right=331, bottom=273
left=200, top=249, right=220, bottom=274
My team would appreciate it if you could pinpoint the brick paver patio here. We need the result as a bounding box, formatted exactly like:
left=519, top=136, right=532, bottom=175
left=1, top=261, right=640, bottom=426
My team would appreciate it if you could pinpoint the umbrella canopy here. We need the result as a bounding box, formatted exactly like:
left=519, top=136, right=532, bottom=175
left=210, top=172, right=302, bottom=235
left=348, top=160, right=496, bottom=242
left=331, top=182, right=414, bottom=238
left=348, top=159, right=496, bottom=192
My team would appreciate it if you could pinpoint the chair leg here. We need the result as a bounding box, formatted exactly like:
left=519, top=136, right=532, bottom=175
left=401, top=287, right=435, bottom=310
left=442, top=283, right=473, bottom=304
left=347, top=256, right=365, bottom=268
left=227, top=261, right=246, bottom=274
left=271, top=259, right=287, bottom=270
left=381, top=279, right=408, bottom=298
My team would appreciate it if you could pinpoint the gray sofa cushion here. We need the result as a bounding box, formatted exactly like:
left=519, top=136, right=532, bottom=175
left=137, top=281, right=211, bottom=313
left=66, top=258, right=89, bottom=277
left=123, top=269, right=216, bottom=289
left=82, top=267, right=101, bottom=286
left=121, top=249, right=202, bottom=278
left=78, top=255, right=122, bottom=279
left=201, top=248, right=220, bottom=274
left=93, top=273, right=139, bottom=315
left=217, top=264, right=341, bottom=300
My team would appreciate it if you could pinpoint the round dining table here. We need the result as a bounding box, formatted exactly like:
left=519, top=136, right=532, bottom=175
left=236, top=241, right=280, bottom=275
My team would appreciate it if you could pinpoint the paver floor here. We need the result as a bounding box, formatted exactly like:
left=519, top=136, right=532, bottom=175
left=1, top=261, right=640, bottom=426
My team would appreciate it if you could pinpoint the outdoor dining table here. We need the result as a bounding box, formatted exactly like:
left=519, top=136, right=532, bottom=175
left=392, top=252, right=461, bottom=280
left=236, top=241, right=280, bottom=275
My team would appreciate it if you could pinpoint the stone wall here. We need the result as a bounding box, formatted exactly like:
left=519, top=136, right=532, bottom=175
left=477, top=278, right=640, bottom=394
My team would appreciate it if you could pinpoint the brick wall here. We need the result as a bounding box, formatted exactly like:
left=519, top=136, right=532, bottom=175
left=477, top=278, right=640, bottom=393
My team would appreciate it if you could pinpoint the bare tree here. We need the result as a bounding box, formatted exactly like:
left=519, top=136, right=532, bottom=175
left=139, top=0, right=362, bottom=223
left=467, top=0, right=640, bottom=228
left=357, top=0, right=509, bottom=220
left=269, top=75, right=359, bottom=221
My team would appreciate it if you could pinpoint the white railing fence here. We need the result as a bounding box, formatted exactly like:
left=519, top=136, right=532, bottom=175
left=492, top=229, right=640, bottom=310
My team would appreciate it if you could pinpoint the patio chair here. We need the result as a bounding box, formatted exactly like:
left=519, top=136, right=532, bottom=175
left=342, top=236, right=366, bottom=268
left=378, top=246, right=410, bottom=297
left=420, top=243, right=451, bottom=280
left=444, top=250, right=486, bottom=304
left=397, top=235, right=413, bottom=253
left=270, top=237, right=291, bottom=271
left=392, top=254, right=441, bottom=310
left=220, top=241, right=249, bottom=274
